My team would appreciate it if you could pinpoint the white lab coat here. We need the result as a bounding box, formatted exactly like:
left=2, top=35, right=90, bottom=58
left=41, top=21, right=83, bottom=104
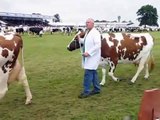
left=79, top=27, right=101, bottom=70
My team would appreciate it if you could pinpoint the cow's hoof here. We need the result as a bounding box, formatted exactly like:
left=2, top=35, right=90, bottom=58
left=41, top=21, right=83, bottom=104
left=128, top=81, right=134, bottom=85
left=100, top=83, right=105, bottom=86
left=25, top=100, right=32, bottom=105
left=114, top=79, right=120, bottom=82
left=25, top=98, right=32, bottom=105
left=116, top=79, right=120, bottom=82
left=144, top=76, right=149, bottom=80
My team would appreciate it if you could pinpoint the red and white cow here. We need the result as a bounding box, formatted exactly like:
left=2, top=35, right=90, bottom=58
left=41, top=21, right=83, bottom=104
left=0, top=32, right=32, bottom=104
left=67, top=32, right=154, bottom=84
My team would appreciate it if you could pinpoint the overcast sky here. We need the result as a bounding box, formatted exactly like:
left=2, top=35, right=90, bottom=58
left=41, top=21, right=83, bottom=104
left=1, top=0, right=160, bottom=24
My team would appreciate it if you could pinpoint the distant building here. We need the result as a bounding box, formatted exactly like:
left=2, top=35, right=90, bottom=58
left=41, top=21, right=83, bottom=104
left=94, top=21, right=133, bottom=28
left=0, top=12, right=56, bottom=26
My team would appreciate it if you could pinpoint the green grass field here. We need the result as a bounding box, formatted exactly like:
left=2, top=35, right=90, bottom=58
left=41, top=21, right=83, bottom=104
left=0, top=32, right=160, bottom=120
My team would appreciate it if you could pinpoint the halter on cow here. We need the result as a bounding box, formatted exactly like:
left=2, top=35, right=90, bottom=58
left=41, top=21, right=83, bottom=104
left=67, top=31, right=154, bottom=84
left=0, top=32, right=32, bottom=104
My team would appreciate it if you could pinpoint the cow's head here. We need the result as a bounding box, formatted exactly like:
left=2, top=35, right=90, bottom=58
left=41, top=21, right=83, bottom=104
left=67, top=30, right=85, bottom=51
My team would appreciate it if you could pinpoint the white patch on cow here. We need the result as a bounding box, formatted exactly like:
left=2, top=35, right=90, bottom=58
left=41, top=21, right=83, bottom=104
left=14, top=41, right=17, bottom=47
left=0, top=68, right=9, bottom=99
left=107, top=40, right=113, bottom=47
left=114, top=33, right=123, bottom=41
left=114, top=33, right=123, bottom=53
left=102, top=33, right=114, bottom=46
left=102, top=33, right=124, bottom=44
left=101, top=33, right=109, bottom=38
left=121, top=48, right=127, bottom=59
left=0, top=48, right=14, bottom=69
left=4, top=34, right=14, bottom=40
left=134, top=54, right=137, bottom=58
left=99, top=57, right=108, bottom=66
left=0, top=32, right=14, bottom=41
left=135, top=38, right=143, bottom=46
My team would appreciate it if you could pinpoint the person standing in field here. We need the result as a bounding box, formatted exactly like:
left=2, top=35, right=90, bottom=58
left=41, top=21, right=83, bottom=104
left=77, top=18, right=101, bottom=98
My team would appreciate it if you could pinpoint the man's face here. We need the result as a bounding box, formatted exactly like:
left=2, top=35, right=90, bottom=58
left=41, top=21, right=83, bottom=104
left=86, top=20, right=94, bottom=30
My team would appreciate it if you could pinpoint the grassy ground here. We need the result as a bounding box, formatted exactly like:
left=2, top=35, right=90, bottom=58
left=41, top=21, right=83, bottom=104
left=0, top=32, right=160, bottom=120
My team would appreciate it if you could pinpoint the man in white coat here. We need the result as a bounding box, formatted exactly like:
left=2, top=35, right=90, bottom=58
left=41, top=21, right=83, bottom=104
left=78, top=18, right=101, bottom=98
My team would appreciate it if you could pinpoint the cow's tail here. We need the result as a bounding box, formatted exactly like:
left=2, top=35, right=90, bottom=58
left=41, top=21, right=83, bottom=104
left=147, top=52, right=155, bottom=72
left=19, top=47, right=24, bottom=67
left=15, top=34, right=24, bottom=71
left=15, top=33, right=24, bottom=68
left=16, top=43, right=25, bottom=85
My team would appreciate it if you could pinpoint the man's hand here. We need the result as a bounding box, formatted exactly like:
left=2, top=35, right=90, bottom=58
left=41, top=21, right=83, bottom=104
left=77, top=35, right=80, bottom=41
left=82, top=52, right=90, bottom=57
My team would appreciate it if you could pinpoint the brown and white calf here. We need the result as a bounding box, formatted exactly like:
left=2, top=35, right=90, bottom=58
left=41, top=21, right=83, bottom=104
left=0, top=32, right=32, bottom=104
left=67, top=32, right=154, bottom=84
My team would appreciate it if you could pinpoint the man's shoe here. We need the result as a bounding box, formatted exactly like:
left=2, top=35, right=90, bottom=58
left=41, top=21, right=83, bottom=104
left=78, top=93, right=90, bottom=99
left=89, top=91, right=100, bottom=96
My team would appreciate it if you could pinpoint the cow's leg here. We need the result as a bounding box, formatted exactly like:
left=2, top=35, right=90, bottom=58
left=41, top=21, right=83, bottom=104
left=99, top=60, right=107, bottom=85
left=108, top=62, right=119, bottom=81
left=131, top=55, right=149, bottom=83
left=0, top=70, right=9, bottom=100
left=144, top=54, right=153, bottom=79
left=144, top=62, right=149, bottom=79
left=100, top=67, right=107, bottom=85
left=18, top=66, right=32, bottom=105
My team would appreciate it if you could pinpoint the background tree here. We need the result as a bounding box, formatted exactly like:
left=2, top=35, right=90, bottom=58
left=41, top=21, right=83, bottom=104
left=137, top=5, right=158, bottom=27
left=53, top=14, right=61, bottom=22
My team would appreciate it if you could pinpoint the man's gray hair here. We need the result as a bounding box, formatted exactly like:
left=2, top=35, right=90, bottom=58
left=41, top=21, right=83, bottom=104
left=86, top=18, right=94, bottom=23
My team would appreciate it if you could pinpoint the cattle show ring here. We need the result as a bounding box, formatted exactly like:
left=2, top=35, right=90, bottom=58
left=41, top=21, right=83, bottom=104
left=0, top=12, right=160, bottom=120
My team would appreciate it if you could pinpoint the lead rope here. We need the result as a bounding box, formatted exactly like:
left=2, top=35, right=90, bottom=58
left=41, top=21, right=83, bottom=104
left=76, top=30, right=89, bottom=55
left=76, top=31, right=83, bottom=55
left=81, top=30, right=89, bottom=62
